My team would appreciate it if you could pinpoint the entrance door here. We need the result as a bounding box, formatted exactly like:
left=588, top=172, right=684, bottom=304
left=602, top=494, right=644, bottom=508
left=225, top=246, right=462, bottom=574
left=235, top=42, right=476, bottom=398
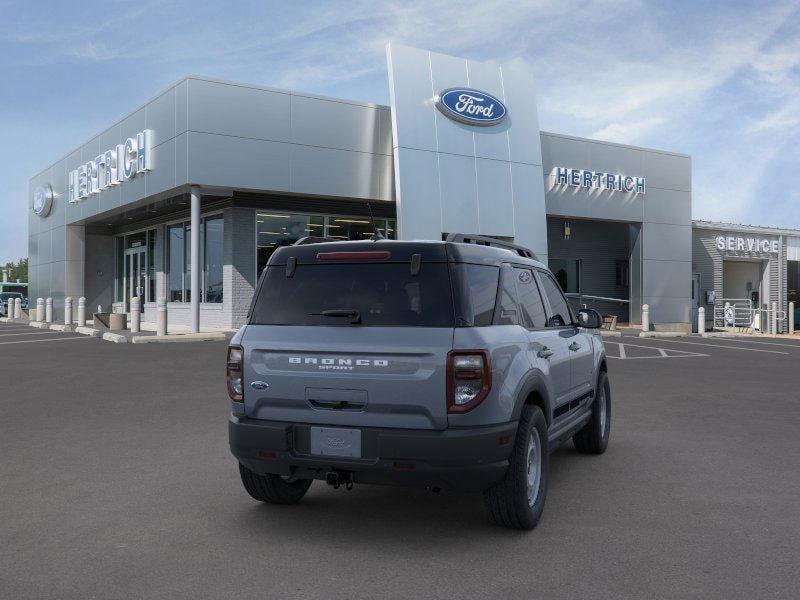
left=124, top=247, right=147, bottom=312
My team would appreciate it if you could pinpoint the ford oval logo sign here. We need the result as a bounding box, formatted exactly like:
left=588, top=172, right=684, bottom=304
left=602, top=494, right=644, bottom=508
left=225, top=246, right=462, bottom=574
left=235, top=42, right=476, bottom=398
left=32, top=184, right=54, bottom=218
left=435, top=88, right=507, bottom=126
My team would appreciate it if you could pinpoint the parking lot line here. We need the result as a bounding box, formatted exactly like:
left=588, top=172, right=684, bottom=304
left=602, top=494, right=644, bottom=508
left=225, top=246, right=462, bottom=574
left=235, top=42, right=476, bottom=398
left=623, top=337, right=789, bottom=355
left=0, top=336, right=92, bottom=346
left=604, top=340, right=708, bottom=360
left=0, top=330, right=64, bottom=338
left=700, top=337, right=800, bottom=349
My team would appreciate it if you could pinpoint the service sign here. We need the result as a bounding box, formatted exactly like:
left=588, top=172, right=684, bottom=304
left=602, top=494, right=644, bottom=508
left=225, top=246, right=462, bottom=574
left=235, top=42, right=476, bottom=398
left=435, top=88, right=507, bottom=126
left=68, top=129, right=152, bottom=203
left=32, top=184, right=53, bottom=217
left=555, top=167, right=646, bottom=195
left=715, top=236, right=779, bottom=254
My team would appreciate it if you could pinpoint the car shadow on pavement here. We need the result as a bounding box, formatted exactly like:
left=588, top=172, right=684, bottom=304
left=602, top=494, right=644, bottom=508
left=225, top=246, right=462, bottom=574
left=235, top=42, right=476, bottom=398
left=223, top=446, right=589, bottom=543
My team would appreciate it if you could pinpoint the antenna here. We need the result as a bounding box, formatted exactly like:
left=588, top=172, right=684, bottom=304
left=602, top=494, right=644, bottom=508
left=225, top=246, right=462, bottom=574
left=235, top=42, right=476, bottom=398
left=366, top=202, right=385, bottom=241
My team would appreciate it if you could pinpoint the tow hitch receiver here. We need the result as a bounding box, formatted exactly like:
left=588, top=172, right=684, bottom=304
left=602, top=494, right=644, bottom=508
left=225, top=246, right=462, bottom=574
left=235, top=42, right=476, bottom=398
left=325, top=470, right=354, bottom=490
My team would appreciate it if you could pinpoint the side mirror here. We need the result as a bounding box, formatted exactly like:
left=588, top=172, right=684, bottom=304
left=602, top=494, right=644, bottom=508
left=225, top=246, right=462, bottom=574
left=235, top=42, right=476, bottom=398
left=577, top=309, right=602, bottom=329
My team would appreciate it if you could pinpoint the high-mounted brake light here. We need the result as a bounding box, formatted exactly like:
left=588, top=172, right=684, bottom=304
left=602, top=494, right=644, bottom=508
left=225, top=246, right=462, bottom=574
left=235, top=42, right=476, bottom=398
left=227, top=345, right=244, bottom=402
left=316, top=251, right=391, bottom=261
left=447, top=350, right=491, bottom=413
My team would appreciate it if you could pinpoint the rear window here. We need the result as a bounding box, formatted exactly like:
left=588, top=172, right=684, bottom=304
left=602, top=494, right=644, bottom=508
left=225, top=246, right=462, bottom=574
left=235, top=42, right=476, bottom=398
left=250, top=263, right=454, bottom=327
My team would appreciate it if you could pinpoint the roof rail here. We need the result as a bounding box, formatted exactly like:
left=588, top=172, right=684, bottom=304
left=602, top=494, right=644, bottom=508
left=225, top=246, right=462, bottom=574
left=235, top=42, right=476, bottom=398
left=445, top=233, right=537, bottom=259
left=293, top=236, right=338, bottom=246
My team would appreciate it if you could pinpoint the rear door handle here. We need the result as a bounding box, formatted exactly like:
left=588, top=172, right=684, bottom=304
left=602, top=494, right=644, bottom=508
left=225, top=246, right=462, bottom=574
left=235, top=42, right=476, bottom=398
left=537, top=347, right=554, bottom=359
left=569, top=342, right=581, bottom=351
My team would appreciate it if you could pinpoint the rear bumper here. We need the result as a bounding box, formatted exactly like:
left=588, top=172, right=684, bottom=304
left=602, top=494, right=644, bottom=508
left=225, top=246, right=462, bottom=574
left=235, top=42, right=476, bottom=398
left=229, top=414, right=517, bottom=492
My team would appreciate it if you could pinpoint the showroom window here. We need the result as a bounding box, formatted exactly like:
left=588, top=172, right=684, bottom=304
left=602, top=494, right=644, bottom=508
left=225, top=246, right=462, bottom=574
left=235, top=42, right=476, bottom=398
left=256, top=213, right=396, bottom=276
left=167, top=214, right=224, bottom=303
left=549, top=259, right=581, bottom=294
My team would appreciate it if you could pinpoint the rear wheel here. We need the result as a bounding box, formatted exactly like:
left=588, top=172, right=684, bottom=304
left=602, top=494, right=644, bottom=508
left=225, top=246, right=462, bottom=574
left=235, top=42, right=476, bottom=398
left=483, top=405, right=549, bottom=530
left=238, top=463, right=312, bottom=504
left=573, top=371, right=611, bottom=454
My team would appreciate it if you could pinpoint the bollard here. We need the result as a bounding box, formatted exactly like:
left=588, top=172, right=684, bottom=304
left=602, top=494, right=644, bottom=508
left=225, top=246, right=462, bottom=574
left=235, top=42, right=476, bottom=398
left=14, top=297, right=22, bottom=319
left=130, top=296, right=141, bottom=333
left=790, top=301, right=795, bottom=335
left=698, top=306, right=705, bottom=335
left=77, top=297, right=86, bottom=327
left=45, top=297, right=53, bottom=323
left=641, top=303, right=650, bottom=332
left=771, top=301, right=778, bottom=335
left=36, top=298, right=44, bottom=322
left=157, top=297, right=167, bottom=336
left=64, top=297, right=73, bottom=326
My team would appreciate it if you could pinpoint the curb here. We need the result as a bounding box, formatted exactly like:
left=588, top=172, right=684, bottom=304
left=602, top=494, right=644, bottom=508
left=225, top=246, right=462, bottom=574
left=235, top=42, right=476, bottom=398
left=102, top=332, right=128, bottom=343
left=49, top=324, right=76, bottom=332
left=29, top=322, right=50, bottom=329
left=639, top=332, right=686, bottom=338
left=131, top=332, right=228, bottom=344
left=75, top=326, right=102, bottom=337
left=599, top=330, right=622, bottom=337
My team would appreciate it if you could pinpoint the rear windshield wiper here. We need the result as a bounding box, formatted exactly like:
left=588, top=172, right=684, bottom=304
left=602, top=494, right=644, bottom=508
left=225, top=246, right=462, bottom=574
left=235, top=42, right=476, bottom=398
left=310, top=309, right=362, bottom=324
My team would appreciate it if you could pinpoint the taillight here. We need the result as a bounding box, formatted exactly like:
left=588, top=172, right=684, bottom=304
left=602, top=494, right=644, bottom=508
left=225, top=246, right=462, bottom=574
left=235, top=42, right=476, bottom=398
left=227, top=345, right=243, bottom=402
left=447, top=350, right=491, bottom=413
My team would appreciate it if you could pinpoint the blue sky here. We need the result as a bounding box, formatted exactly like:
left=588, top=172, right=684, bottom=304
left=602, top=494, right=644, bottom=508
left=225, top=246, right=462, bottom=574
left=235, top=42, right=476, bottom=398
left=1, top=0, right=799, bottom=263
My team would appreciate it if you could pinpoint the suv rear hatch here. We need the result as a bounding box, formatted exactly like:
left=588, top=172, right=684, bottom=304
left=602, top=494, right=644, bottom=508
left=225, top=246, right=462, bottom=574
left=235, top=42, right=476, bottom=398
left=242, top=242, right=454, bottom=430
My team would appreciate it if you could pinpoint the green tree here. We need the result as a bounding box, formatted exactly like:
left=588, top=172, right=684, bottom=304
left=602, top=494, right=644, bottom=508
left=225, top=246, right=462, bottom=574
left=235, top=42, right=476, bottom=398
left=2, top=257, right=28, bottom=282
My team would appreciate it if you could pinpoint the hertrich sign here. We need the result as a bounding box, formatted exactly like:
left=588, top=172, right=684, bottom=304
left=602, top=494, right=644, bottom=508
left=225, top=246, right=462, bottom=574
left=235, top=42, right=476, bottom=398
left=68, top=129, right=152, bottom=202
left=716, top=236, right=779, bottom=254
left=555, top=167, right=646, bottom=195
left=435, top=88, right=507, bottom=126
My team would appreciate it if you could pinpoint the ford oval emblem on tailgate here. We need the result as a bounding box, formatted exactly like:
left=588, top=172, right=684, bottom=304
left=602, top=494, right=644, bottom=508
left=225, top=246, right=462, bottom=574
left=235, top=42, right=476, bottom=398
left=251, top=381, right=269, bottom=390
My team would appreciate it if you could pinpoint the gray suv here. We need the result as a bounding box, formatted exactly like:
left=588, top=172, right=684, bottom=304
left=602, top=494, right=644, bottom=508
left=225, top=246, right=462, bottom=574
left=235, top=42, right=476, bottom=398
left=228, top=234, right=610, bottom=529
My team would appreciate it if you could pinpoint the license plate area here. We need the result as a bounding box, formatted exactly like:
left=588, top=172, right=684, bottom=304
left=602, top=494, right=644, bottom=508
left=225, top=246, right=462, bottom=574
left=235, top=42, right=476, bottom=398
left=310, top=427, right=362, bottom=458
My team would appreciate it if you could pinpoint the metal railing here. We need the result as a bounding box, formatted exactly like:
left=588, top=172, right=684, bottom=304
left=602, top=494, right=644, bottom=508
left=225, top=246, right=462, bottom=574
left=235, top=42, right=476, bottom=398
left=713, top=298, right=787, bottom=333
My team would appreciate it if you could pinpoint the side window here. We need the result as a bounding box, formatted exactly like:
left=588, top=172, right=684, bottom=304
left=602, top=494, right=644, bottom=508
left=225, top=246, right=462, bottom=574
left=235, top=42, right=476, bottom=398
left=514, top=268, right=547, bottom=329
left=454, top=264, right=499, bottom=326
left=496, top=266, right=520, bottom=325
left=538, top=271, right=573, bottom=327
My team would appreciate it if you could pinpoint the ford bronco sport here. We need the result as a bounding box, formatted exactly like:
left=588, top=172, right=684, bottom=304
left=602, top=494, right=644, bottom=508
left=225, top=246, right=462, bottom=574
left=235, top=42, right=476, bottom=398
left=228, top=234, right=610, bottom=529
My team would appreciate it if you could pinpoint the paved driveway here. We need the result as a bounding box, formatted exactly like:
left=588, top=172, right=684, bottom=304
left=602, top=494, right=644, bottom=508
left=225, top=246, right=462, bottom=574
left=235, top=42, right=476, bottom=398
left=1, top=324, right=798, bottom=599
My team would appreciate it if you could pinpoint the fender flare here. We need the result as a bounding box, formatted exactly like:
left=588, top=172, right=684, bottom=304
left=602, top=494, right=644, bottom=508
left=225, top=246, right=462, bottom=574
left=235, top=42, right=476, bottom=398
left=511, top=370, right=554, bottom=426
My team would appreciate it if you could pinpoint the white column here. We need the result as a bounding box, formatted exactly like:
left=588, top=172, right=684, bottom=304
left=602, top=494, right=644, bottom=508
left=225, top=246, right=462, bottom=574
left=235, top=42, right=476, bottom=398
left=45, top=297, right=53, bottom=323
left=641, top=304, right=650, bottom=332
left=36, top=298, right=44, bottom=322
left=131, top=297, right=141, bottom=333
left=190, top=186, right=201, bottom=333
left=698, top=307, right=705, bottom=335
left=77, top=297, right=86, bottom=327
left=790, top=301, right=795, bottom=335
left=14, top=297, right=21, bottom=319
left=157, top=296, right=167, bottom=336
left=64, top=297, right=73, bottom=325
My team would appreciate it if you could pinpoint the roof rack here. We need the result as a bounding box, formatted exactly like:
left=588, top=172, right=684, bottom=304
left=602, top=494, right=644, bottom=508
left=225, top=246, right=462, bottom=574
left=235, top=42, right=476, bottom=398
left=293, top=236, right=338, bottom=246
left=445, top=233, right=537, bottom=259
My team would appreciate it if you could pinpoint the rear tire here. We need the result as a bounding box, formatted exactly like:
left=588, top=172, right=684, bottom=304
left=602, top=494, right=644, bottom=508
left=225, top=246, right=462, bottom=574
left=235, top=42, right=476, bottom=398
left=238, top=463, right=312, bottom=504
left=573, top=371, right=611, bottom=454
left=483, top=405, right=549, bottom=530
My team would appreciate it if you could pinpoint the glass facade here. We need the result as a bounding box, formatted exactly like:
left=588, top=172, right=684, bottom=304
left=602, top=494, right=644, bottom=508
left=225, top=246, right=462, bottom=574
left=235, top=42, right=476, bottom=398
left=256, top=212, right=396, bottom=276
left=167, top=214, right=223, bottom=303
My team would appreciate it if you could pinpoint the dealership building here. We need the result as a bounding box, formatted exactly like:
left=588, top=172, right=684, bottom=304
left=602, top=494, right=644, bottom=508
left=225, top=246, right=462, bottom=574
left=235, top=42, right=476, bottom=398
left=26, top=44, right=794, bottom=333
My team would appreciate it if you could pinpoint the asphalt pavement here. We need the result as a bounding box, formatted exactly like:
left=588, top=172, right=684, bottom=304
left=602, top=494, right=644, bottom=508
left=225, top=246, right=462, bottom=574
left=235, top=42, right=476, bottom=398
left=1, top=324, right=799, bottom=599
